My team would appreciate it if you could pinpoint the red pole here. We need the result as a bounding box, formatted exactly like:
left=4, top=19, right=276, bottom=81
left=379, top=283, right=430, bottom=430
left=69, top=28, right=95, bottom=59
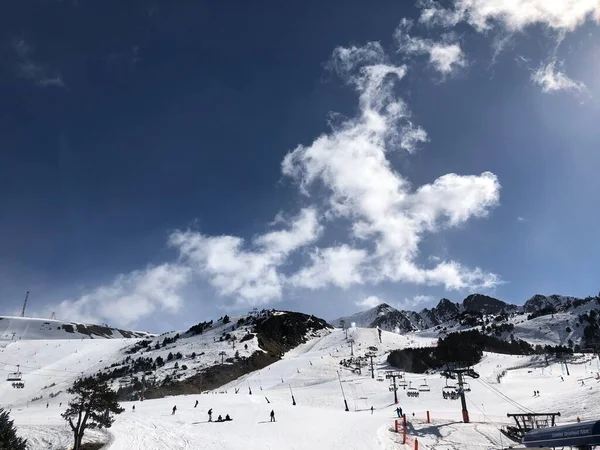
left=395, top=420, right=399, bottom=433
left=426, top=410, right=430, bottom=424
left=414, top=438, right=419, bottom=450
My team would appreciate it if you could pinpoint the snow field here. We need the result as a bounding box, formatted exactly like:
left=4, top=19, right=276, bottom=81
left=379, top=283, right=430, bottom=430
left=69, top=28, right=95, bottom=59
left=4, top=326, right=600, bottom=449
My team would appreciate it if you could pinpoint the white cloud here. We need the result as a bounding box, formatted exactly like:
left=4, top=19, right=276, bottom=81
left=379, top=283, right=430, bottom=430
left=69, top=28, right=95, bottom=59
left=400, top=294, right=436, bottom=309
left=290, top=245, right=367, bottom=289
left=283, top=42, right=500, bottom=292
left=12, top=38, right=66, bottom=89
left=394, top=19, right=467, bottom=76
left=418, top=0, right=600, bottom=32
left=417, top=1, right=598, bottom=94
left=54, top=264, right=191, bottom=327
left=531, top=59, right=588, bottom=93
left=169, top=208, right=322, bottom=305
left=517, top=216, right=527, bottom=222
left=355, top=295, right=384, bottom=310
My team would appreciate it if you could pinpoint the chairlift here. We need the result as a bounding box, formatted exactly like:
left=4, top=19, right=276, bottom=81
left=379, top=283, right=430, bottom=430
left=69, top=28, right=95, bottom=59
left=376, top=372, right=384, bottom=382
left=462, top=381, right=471, bottom=392
left=442, top=378, right=458, bottom=399
left=398, top=376, right=407, bottom=388
left=418, top=379, right=430, bottom=392
left=7, top=365, right=22, bottom=382
left=407, top=382, right=420, bottom=398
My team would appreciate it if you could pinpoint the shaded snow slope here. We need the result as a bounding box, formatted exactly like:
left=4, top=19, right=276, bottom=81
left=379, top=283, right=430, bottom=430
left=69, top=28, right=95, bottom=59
left=0, top=316, right=151, bottom=342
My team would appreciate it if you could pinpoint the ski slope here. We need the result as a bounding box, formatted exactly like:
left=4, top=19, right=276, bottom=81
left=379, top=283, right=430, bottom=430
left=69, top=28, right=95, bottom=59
left=5, top=326, right=600, bottom=449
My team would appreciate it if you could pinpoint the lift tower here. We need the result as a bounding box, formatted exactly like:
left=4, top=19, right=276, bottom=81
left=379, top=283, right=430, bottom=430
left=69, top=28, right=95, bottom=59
left=21, top=291, right=30, bottom=317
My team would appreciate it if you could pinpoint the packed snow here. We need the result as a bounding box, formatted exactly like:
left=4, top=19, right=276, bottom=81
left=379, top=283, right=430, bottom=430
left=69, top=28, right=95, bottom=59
left=3, top=324, right=600, bottom=449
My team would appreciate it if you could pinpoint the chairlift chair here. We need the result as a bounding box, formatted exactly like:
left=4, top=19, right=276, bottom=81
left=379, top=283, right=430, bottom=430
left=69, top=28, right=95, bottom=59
left=398, top=376, right=407, bottom=388
left=462, top=381, right=471, bottom=392
left=7, top=365, right=22, bottom=382
left=418, top=379, right=430, bottom=392
left=407, top=382, right=420, bottom=398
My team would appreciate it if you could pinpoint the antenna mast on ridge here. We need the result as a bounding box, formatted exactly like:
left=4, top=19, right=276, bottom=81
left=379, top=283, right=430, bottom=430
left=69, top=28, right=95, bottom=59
left=21, top=291, right=30, bottom=317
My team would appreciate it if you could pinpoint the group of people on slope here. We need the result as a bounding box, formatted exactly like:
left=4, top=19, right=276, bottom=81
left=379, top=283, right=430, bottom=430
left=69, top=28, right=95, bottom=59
left=207, top=408, right=233, bottom=422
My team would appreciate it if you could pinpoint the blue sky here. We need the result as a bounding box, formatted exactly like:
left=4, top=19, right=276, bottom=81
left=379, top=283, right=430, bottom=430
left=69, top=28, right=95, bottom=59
left=1, top=1, right=599, bottom=332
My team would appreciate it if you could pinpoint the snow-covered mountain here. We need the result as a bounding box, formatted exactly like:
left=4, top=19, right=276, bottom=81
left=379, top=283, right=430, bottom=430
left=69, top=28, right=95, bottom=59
left=334, top=293, right=600, bottom=349
left=0, top=316, right=151, bottom=341
left=330, top=303, right=419, bottom=332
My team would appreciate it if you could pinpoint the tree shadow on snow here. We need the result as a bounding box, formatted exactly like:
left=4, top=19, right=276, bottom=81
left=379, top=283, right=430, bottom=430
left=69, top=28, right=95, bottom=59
left=405, top=421, right=462, bottom=439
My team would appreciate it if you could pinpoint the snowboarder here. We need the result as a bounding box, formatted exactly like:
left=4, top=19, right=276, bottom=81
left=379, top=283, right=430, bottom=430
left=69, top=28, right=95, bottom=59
left=208, top=408, right=213, bottom=422
left=217, top=415, right=223, bottom=422
left=172, top=405, right=177, bottom=415
left=270, top=410, right=276, bottom=422
left=194, top=400, right=198, bottom=408
left=370, top=406, right=374, bottom=415
left=225, top=414, right=231, bottom=421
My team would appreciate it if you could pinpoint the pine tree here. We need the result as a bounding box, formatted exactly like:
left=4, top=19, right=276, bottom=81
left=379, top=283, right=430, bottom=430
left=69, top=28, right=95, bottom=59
left=62, top=376, right=124, bottom=450
left=0, top=408, right=27, bottom=450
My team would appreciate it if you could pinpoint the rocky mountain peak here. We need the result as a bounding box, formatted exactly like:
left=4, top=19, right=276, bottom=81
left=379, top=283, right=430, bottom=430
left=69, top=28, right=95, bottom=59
left=463, top=293, right=514, bottom=315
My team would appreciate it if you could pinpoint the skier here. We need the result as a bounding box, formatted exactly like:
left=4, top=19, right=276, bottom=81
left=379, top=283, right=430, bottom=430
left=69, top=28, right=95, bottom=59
left=194, top=400, right=198, bottom=408
left=132, top=405, right=135, bottom=412
left=172, top=405, right=177, bottom=415
left=370, top=406, right=374, bottom=415
left=46, top=403, right=49, bottom=408
left=396, top=407, right=402, bottom=417
left=270, top=410, right=276, bottom=422
left=208, top=408, right=213, bottom=422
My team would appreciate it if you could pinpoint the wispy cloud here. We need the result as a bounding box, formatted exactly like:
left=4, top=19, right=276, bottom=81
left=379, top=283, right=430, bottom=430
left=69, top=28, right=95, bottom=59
left=52, top=264, right=191, bottom=327
left=169, top=208, right=322, bottom=306
left=282, top=41, right=500, bottom=292
left=395, top=19, right=467, bottom=76
left=418, top=0, right=600, bottom=33
left=355, top=295, right=384, bottom=310
left=12, top=38, right=66, bottom=89
left=531, top=59, right=588, bottom=94
left=417, top=0, right=598, bottom=93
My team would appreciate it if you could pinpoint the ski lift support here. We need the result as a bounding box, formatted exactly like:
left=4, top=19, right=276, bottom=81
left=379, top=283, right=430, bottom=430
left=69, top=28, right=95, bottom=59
left=385, top=371, right=402, bottom=404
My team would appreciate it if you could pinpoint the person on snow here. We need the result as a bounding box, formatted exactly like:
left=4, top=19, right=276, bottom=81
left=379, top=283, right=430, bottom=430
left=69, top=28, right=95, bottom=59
left=208, top=408, right=213, bottom=422
left=172, top=405, right=177, bottom=415
left=46, top=403, right=49, bottom=408
left=194, top=400, right=198, bottom=408
left=132, top=405, right=135, bottom=412
left=396, top=407, right=403, bottom=417
left=225, top=414, right=232, bottom=421
left=217, top=415, right=223, bottom=422
left=270, top=410, right=276, bottom=422
left=370, top=406, right=374, bottom=415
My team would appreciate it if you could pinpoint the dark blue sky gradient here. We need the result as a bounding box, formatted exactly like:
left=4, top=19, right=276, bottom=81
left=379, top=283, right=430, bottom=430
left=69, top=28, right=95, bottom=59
left=0, top=1, right=598, bottom=330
